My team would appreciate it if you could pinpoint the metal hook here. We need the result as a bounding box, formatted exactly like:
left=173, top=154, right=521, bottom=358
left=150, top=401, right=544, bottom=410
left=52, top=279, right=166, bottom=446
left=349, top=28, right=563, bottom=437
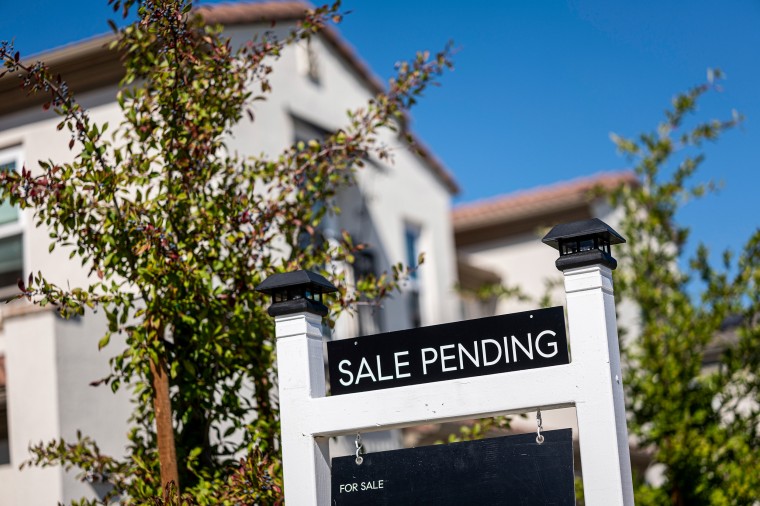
left=355, top=433, right=364, bottom=465
left=536, top=408, right=544, bottom=444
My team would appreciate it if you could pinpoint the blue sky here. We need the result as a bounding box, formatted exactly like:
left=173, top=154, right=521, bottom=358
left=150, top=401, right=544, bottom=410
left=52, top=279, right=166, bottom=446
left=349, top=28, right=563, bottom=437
left=1, top=0, right=758, bottom=264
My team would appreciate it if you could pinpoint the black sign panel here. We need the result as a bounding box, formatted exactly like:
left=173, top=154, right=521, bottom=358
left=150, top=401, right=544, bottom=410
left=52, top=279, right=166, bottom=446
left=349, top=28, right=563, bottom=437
left=328, top=306, right=568, bottom=395
left=331, top=429, right=575, bottom=505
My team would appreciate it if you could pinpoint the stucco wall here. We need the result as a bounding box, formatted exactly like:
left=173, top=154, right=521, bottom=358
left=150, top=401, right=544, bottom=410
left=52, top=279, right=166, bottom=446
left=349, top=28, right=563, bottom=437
left=55, top=311, right=132, bottom=504
left=0, top=309, right=62, bottom=506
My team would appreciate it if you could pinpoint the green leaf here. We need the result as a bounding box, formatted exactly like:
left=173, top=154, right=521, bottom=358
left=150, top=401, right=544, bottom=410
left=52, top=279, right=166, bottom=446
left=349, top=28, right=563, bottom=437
left=98, top=334, right=111, bottom=350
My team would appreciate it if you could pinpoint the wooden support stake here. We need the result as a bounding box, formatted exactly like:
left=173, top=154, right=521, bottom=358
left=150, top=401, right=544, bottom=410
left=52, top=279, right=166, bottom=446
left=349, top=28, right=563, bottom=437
left=150, top=356, right=180, bottom=492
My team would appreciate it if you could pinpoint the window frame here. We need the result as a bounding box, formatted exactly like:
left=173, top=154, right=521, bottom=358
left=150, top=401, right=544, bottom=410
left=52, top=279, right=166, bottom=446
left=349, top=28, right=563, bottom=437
left=352, top=249, right=384, bottom=336
left=403, top=222, right=423, bottom=328
left=0, top=146, right=26, bottom=300
left=0, top=146, right=24, bottom=238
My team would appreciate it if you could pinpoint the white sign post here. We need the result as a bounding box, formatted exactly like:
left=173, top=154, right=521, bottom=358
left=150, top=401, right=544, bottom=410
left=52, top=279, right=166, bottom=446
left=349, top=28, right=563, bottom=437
left=257, top=218, right=634, bottom=505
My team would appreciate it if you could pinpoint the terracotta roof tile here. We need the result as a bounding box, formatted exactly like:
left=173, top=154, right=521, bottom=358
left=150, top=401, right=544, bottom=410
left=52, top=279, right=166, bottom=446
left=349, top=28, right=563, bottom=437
left=196, top=1, right=310, bottom=25
left=453, top=171, right=637, bottom=231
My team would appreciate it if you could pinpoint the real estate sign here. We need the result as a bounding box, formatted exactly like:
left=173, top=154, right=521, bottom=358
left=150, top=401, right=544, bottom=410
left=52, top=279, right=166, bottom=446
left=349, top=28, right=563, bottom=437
left=327, top=306, right=569, bottom=395
left=331, top=429, right=575, bottom=506
left=268, top=235, right=635, bottom=505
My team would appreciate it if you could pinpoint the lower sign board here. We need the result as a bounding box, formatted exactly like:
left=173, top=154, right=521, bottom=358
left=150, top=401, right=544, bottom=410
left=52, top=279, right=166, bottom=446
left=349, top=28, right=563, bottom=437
left=331, top=429, right=575, bottom=505
left=328, top=306, right=569, bottom=395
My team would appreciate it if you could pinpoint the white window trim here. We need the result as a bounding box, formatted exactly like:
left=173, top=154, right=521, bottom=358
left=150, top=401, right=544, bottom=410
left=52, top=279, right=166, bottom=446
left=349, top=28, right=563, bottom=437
left=403, top=221, right=424, bottom=328
left=403, top=221, right=423, bottom=289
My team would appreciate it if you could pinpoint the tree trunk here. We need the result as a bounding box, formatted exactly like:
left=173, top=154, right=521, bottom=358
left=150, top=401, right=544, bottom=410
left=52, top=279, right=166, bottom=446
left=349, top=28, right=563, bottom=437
left=671, top=485, right=685, bottom=506
left=150, top=356, right=180, bottom=492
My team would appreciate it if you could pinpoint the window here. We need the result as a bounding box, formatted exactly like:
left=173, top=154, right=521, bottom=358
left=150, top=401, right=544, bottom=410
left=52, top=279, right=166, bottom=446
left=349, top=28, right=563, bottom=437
left=352, top=251, right=383, bottom=336
left=292, top=115, right=332, bottom=146
left=404, top=224, right=422, bottom=328
left=292, top=117, right=335, bottom=250
left=0, top=147, right=23, bottom=300
left=295, top=38, right=320, bottom=84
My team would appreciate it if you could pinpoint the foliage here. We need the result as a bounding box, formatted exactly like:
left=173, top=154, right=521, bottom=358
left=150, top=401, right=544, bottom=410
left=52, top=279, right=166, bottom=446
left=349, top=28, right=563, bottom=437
left=439, top=415, right=515, bottom=444
left=0, top=0, right=452, bottom=502
left=610, top=75, right=760, bottom=505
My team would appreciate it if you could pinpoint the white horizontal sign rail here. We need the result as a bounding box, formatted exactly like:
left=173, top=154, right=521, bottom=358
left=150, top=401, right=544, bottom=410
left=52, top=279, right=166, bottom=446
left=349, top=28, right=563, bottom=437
left=308, top=364, right=578, bottom=436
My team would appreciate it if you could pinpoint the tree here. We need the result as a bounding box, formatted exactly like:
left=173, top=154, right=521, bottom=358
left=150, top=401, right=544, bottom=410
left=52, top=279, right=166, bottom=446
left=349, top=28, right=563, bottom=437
left=0, top=0, right=452, bottom=503
left=609, top=76, right=760, bottom=505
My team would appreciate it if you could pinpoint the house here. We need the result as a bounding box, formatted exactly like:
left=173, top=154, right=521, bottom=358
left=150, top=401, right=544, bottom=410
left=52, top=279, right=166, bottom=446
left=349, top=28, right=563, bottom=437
left=0, top=2, right=460, bottom=503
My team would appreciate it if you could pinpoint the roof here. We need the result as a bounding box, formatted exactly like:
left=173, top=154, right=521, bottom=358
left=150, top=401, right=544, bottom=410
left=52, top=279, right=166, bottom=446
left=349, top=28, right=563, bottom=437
left=453, top=171, right=636, bottom=231
left=453, top=171, right=637, bottom=246
left=0, top=1, right=458, bottom=194
left=0, top=33, right=125, bottom=116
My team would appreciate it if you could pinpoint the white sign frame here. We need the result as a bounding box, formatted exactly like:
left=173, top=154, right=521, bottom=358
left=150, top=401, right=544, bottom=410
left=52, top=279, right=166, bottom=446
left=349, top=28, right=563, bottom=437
left=274, top=264, right=634, bottom=505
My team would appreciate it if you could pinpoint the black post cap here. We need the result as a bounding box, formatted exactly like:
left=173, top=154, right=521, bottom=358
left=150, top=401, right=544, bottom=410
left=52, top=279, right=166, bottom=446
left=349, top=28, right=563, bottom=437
left=542, top=218, right=626, bottom=271
left=255, top=270, right=338, bottom=317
